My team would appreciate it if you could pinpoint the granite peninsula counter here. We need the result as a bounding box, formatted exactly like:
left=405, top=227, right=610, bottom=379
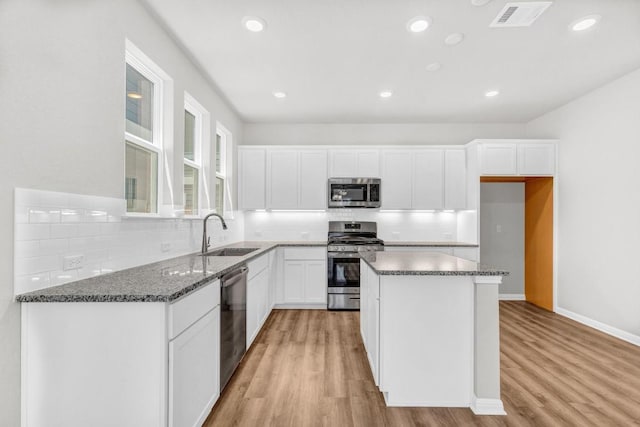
left=358, top=250, right=507, bottom=416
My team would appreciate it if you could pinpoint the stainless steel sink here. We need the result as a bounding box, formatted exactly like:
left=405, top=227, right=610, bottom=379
left=200, top=247, right=259, bottom=257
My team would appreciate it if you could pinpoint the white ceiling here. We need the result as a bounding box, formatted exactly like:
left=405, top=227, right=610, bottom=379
left=143, top=0, right=640, bottom=123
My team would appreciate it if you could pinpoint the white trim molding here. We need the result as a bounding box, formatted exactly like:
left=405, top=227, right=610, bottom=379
left=471, top=395, right=507, bottom=415
left=556, top=307, right=640, bottom=347
left=499, top=293, right=525, bottom=300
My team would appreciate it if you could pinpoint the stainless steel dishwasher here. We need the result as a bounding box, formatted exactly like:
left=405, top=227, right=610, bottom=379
left=219, top=266, right=248, bottom=392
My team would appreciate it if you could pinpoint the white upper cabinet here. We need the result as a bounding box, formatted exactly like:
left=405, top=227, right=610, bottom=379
left=444, top=149, right=467, bottom=209
left=239, top=148, right=266, bottom=209
left=517, top=143, right=555, bottom=176
left=299, top=150, right=328, bottom=209
left=478, top=140, right=556, bottom=176
left=267, top=150, right=299, bottom=209
left=382, top=148, right=467, bottom=210
left=413, top=150, right=444, bottom=210
left=266, top=149, right=327, bottom=210
left=381, top=150, right=413, bottom=209
left=329, top=150, right=380, bottom=178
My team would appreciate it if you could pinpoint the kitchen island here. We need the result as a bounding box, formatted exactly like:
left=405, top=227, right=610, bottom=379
left=359, top=251, right=508, bottom=415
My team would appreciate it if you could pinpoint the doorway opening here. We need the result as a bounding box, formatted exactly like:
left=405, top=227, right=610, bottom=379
left=480, top=177, right=554, bottom=311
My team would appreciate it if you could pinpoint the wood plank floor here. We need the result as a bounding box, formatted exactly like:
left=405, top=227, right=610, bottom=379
left=204, top=302, right=640, bottom=426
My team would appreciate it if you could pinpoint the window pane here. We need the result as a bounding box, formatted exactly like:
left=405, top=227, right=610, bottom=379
left=184, top=110, right=196, bottom=161
left=216, top=133, right=222, bottom=174
left=125, top=142, right=158, bottom=213
left=215, top=177, right=224, bottom=214
left=126, top=64, right=154, bottom=142
left=184, top=164, right=199, bottom=215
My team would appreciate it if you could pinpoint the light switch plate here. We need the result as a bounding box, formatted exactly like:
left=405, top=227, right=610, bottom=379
left=63, top=255, right=84, bottom=271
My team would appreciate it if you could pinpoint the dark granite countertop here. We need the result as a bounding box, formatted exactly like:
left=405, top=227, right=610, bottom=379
left=16, top=241, right=326, bottom=303
left=383, top=241, right=478, bottom=247
left=360, top=251, right=508, bottom=276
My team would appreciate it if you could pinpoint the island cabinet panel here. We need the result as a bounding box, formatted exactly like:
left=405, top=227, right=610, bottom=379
left=378, top=276, right=473, bottom=406
left=329, top=149, right=380, bottom=178
left=239, top=148, right=266, bottom=209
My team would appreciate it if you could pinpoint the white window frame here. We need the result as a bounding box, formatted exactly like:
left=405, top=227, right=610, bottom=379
left=215, top=123, right=232, bottom=217
left=183, top=92, right=210, bottom=217
left=124, top=40, right=171, bottom=217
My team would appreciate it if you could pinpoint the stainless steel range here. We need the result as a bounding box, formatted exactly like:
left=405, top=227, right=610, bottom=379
left=327, top=221, right=384, bottom=310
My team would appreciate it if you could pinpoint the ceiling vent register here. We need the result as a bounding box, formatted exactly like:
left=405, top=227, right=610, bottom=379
left=490, top=1, right=552, bottom=28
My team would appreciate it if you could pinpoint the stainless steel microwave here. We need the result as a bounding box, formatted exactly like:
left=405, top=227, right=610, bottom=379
left=328, top=178, right=381, bottom=208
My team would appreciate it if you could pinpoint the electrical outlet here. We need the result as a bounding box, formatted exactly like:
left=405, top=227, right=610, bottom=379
left=444, top=232, right=453, bottom=240
left=301, top=231, right=309, bottom=240
left=392, top=231, right=400, bottom=240
left=496, top=225, right=502, bottom=233
left=161, top=242, right=171, bottom=252
left=254, top=230, right=263, bottom=237
left=63, top=255, right=84, bottom=271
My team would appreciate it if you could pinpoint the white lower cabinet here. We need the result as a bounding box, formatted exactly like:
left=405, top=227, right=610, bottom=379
left=247, top=253, right=271, bottom=348
left=280, top=247, right=327, bottom=306
left=21, top=279, right=221, bottom=427
left=169, top=307, right=220, bottom=427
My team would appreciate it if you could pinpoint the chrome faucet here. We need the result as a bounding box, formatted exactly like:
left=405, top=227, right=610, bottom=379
left=201, top=212, right=228, bottom=254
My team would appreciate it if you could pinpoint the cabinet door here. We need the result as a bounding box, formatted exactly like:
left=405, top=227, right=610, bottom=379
left=268, top=150, right=299, bottom=209
left=444, top=149, right=466, bottom=209
left=169, top=307, right=219, bottom=427
left=358, top=151, right=380, bottom=177
left=304, top=260, right=327, bottom=304
left=239, top=149, right=266, bottom=209
left=382, top=151, right=413, bottom=209
left=480, top=143, right=517, bottom=175
left=329, top=151, right=357, bottom=177
left=299, top=150, right=328, bottom=209
left=413, top=150, right=444, bottom=209
left=283, top=260, right=305, bottom=303
left=517, top=143, right=555, bottom=176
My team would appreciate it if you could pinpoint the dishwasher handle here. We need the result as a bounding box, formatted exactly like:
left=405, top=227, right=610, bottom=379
left=221, top=266, right=248, bottom=288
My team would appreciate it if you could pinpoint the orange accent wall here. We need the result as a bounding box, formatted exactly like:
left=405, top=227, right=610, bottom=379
left=524, top=178, right=554, bottom=311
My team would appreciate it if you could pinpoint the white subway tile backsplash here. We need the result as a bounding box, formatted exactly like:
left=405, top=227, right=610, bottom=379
left=14, top=188, right=239, bottom=296
left=15, top=223, right=50, bottom=241
left=15, top=255, right=59, bottom=276
left=50, top=224, right=79, bottom=239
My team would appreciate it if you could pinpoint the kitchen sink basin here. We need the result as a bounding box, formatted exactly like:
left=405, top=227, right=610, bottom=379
left=201, top=247, right=259, bottom=257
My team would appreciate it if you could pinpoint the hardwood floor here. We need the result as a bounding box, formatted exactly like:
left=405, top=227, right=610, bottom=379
left=204, top=302, right=640, bottom=426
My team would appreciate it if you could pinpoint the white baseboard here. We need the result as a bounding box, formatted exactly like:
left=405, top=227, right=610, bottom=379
left=470, top=395, right=507, bottom=415
left=499, top=294, right=525, bottom=300
left=555, top=307, right=640, bottom=347
left=273, top=303, right=327, bottom=310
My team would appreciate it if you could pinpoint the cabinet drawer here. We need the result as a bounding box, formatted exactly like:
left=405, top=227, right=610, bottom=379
left=247, top=253, right=269, bottom=280
left=283, top=247, right=326, bottom=260
left=169, top=280, right=220, bottom=340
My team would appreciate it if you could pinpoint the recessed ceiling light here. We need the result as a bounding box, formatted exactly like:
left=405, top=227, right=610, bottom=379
left=273, top=91, right=287, bottom=99
left=471, top=0, right=493, bottom=6
left=444, top=33, right=465, bottom=46
left=425, top=62, right=441, bottom=72
left=570, top=15, right=600, bottom=32
left=242, top=16, right=266, bottom=32
left=379, top=91, right=393, bottom=98
left=485, top=90, right=500, bottom=98
left=407, top=16, right=431, bottom=33
left=127, top=92, right=142, bottom=99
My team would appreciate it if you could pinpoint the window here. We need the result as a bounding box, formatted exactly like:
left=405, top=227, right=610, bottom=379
left=215, top=127, right=228, bottom=215
left=124, top=43, right=167, bottom=215
left=183, top=94, right=203, bottom=216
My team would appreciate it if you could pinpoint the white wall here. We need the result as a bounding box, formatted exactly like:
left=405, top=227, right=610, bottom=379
left=527, top=67, right=640, bottom=341
left=0, top=1, right=242, bottom=424
left=243, top=123, right=527, bottom=146
left=480, top=183, right=525, bottom=297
